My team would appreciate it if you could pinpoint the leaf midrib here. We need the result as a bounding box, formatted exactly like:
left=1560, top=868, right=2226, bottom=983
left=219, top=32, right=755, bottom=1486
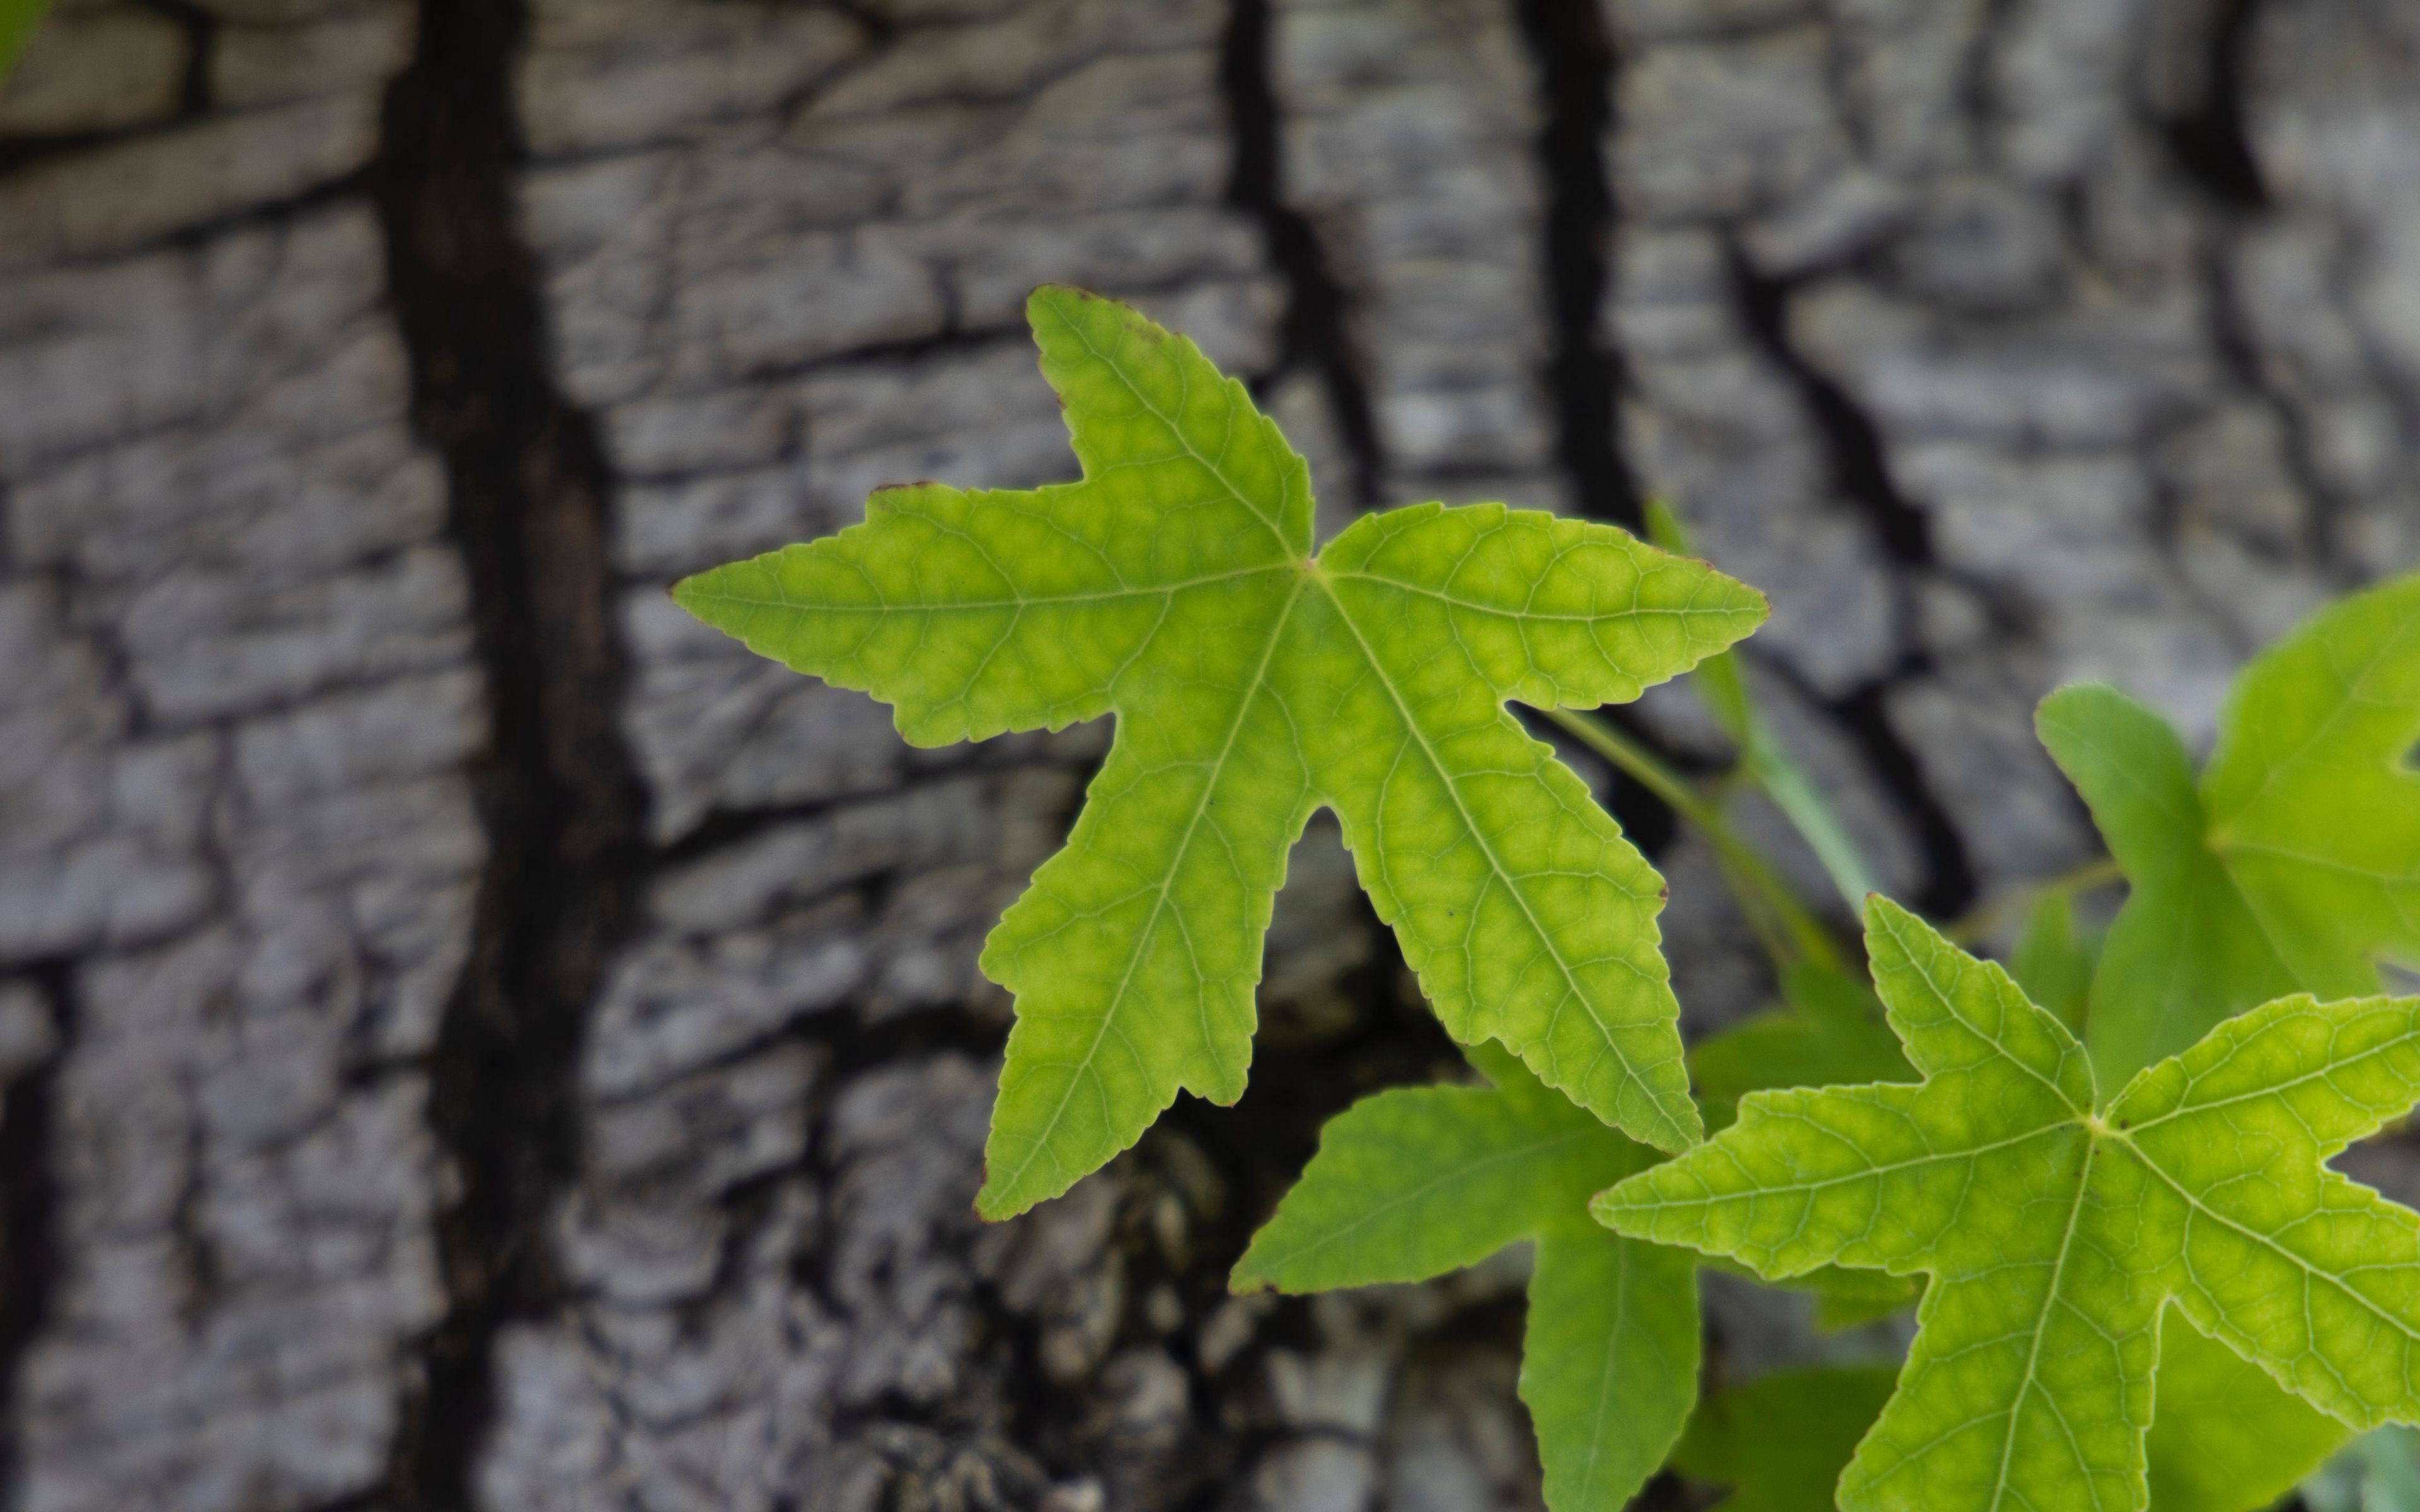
left=1575, top=1235, right=1636, bottom=1509
left=1327, top=569, right=1744, bottom=627
left=1606, top=1118, right=2070, bottom=1218
left=681, top=559, right=1293, bottom=614
left=1985, top=1137, right=2101, bottom=1512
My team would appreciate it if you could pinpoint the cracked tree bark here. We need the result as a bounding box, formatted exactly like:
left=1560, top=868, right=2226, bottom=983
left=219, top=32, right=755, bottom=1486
left=0, top=1, right=2416, bottom=1510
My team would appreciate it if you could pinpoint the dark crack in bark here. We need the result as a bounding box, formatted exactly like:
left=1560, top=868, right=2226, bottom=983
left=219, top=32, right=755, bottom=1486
left=1222, top=0, right=1386, bottom=509
left=1831, top=680, right=1979, bottom=920
left=2159, top=0, right=2270, bottom=211
left=1720, top=247, right=1983, bottom=915
left=0, top=966, right=71, bottom=1506
left=1726, top=244, right=1934, bottom=571
left=371, top=0, right=652, bottom=1504
left=1512, top=0, right=1641, bottom=532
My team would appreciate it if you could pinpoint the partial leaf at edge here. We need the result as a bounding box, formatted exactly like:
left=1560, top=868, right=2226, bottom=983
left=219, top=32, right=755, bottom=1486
left=1598, top=896, right=2420, bottom=1512
left=2204, top=570, right=2420, bottom=997
left=0, top=0, right=48, bottom=83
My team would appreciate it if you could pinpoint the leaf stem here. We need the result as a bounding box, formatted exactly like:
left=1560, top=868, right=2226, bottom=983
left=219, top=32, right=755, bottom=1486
left=1640, top=498, right=1879, bottom=913
left=1543, top=707, right=1843, bottom=973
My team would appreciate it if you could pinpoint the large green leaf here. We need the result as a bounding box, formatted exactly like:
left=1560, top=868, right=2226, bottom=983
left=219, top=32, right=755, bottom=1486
left=1235, top=1044, right=1697, bottom=1512
left=1669, top=1365, right=1897, bottom=1512
left=676, top=289, right=1765, bottom=1216
left=2037, top=571, right=2420, bottom=1094
left=1596, top=896, right=2420, bottom=1512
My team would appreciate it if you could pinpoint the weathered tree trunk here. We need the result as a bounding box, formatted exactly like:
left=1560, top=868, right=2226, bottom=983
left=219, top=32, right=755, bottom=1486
left=1, top=1, right=2415, bottom=1508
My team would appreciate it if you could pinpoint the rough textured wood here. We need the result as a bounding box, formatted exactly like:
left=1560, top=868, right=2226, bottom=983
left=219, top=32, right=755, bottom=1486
left=0, top=1, right=2416, bottom=1508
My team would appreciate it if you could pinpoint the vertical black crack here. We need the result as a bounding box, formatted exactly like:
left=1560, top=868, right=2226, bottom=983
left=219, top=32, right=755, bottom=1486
left=371, top=0, right=650, bottom=1506
left=1723, top=249, right=1981, bottom=915
left=1727, top=244, right=1934, bottom=569
left=0, top=965, right=71, bottom=1505
left=1511, top=0, right=1642, bottom=531
left=1221, top=0, right=1386, bottom=508
left=2154, top=0, right=2348, bottom=583
left=128, top=0, right=216, bottom=119
left=2160, top=0, right=2269, bottom=210
left=1506, top=0, right=1671, bottom=848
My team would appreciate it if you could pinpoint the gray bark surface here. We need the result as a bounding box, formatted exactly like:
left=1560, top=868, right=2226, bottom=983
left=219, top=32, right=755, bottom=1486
left=0, top=1, right=2415, bottom=1508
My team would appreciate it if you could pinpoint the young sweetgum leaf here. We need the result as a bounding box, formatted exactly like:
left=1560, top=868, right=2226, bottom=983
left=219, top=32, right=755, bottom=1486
left=1669, top=1365, right=1897, bottom=1512
left=672, top=289, right=1766, bottom=1217
left=1595, top=895, right=2420, bottom=1512
left=1234, top=1043, right=1697, bottom=1512
left=2037, top=570, right=2420, bottom=1094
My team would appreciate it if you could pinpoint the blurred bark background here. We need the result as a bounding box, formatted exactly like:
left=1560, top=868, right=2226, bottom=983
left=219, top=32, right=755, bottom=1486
left=1, top=1, right=2417, bottom=1508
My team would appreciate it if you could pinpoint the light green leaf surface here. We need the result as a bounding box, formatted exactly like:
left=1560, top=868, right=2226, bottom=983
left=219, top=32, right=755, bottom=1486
left=1596, top=896, right=2420, bottom=1512
left=1669, top=1365, right=1897, bottom=1512
left=2039, top=571, right=2420, bottom=1094
left=1236, top=1044, right=1696, bottom=1512
left=674, top=289, right=1766, bottom=1217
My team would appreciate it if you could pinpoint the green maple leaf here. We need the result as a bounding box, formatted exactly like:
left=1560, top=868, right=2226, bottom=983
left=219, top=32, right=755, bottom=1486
left=1669, top=1365, right=1898, bottom=1512
left=1596, top=895, right=2420, bottom=1512
left=672, top=289, right=1766, bottom=1217
left=1233, top=1043, right=1697, bottom=1512
left=2036, top=570, right=2420, bottom=1092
